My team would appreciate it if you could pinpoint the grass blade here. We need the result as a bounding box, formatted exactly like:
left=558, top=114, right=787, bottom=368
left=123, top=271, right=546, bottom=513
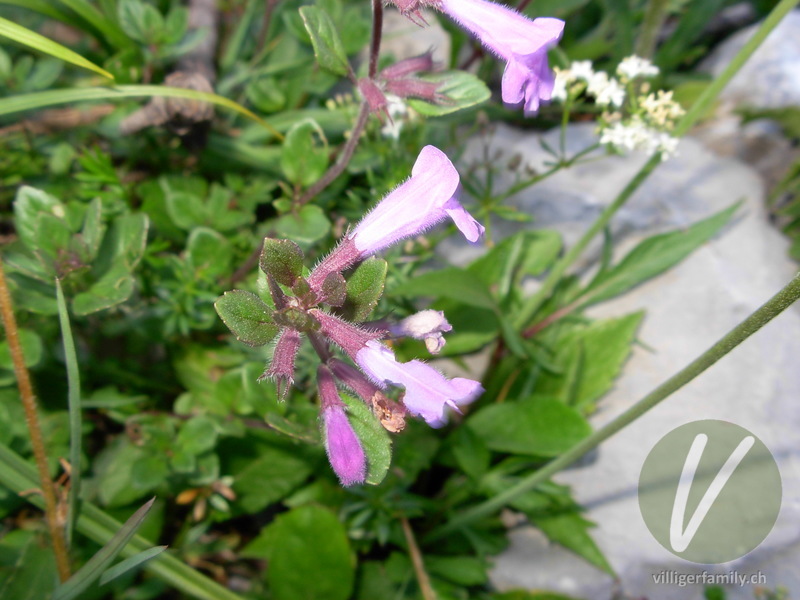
left=53, top=498, right=156, bottom=600
left=0, top=16, right=113, bottom=79
left=0, top=443, right=247, bottom=600
left=53, top=0, right=130, bottom=49
left=0, top=85, right=282, bottom=138
left=0, top=0, right=77, bottom=24
left=99, top=545, right=168, bottom=586
left=55, top=278, right=82, bottom=548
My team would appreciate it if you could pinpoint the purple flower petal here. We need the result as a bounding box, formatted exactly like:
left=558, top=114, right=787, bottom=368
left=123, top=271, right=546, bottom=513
left=356, top=340, right=483, bottom=427
left=438, top=0, right=564, bottom=115
left=322, top=405, right=366, bottom=486
left=350, top=145, right=461, bottom=255
left=443, top=197, right=484, bottom=243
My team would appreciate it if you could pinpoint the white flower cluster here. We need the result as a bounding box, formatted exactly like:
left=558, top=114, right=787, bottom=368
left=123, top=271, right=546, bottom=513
left=550, top=55, right=681, bottom=161
left=599, top=116, right=679, bottom=158
left=551, top=60, right=625, bottom=108
left=616, top=55, right=660, bottom=80
left=380, top=94, right=409, bottom=140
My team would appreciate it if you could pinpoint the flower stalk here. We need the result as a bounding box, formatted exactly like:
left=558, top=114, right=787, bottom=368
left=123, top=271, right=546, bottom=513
left=0, top=260, right=71, bottom=581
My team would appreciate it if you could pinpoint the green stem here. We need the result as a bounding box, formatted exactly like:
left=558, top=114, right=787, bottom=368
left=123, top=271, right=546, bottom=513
left=429, top=271, right=800, bottom=541
left=56, top=279, right=82, bottom=549
left=635, top=0, right=670, bottom=59
left=513, top=0, right=800, bottom=331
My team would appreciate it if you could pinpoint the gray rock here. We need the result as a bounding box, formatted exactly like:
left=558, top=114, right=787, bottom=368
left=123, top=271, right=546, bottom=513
left=443, top=123, right=800, bottom=599
left=700, top=10, right=800, bottom=109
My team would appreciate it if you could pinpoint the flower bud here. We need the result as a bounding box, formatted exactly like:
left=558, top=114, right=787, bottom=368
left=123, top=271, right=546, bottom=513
left=318, top=365, right=366, bottom=486
left=389, top=309, right=452, bottom=354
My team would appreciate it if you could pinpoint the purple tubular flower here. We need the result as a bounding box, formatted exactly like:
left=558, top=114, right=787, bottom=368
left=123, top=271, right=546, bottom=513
left=350, top=145, right=484, bottom=255
left=307, top=145, right=483, bottom=290
left=355, top=340, right=483, bottom=427
left=437, top=0, right=564, bottom=115
left=319, top=365, right=366, bottom=486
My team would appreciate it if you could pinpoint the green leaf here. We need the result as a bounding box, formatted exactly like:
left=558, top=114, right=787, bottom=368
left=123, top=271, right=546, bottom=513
left=449, top=425, right=490, bottom=480
left=341, top=394, right=391, bottom=486
left=467, top=397, right=591, bottom=457
left=244, top=505, right=355, bottom=600
left=392, top=268, right=496, bottom=310
left=530, top=511, right=615, bottom=576
left=176, top=416, right=218, bottom=456
left=274, top=205, right=331, bottom=246
left=53, top=498, right=156, bottom=600
left=338, top=258, right=387, bottom=321
left=99, top=212, right=148, bottom=270
left=298, top=6, right=350, bottom=76
left=13, top=186, right=63, bottom=252
left=99, top=545, right=167, bottom=586
left=186, top=227, right=233, bottom=280
left=280, top=119, right=329, bottom=187
left=260, top=238, right=305, bottom=287
left=582, top=204, right=738, bottom=306
left=320, top=271, right=346, bottom=306
left=130, top=455, right=169, bottom=491
left=0, top=329, right=43, bottom=370
left=71, top=264, right=134, bottom=316
left=426, top=555, right=488, bottom=586
left=81, top=198, right=105, bottom=261
left=407, top=71, right=491, bottom=116
left=535, top=312, right=644, bottom=410
left=469, top=230, right=562, bottom=294
left=0, top=16, right=114, bottom=79
left=0, top=530, right=58, bottom=599
left=215, top=290, right=280, bottom=347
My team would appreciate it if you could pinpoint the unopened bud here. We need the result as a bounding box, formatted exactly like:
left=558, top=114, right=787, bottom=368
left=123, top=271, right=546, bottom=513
left=385, top=79, right=445, bottom=104
left=260, top=328, right=302, bottom=400
left=318, top=365, right=366, bottom=486
left=357, top=78, right=388, bottom=116
left=380, top=53, right=435, bottom=80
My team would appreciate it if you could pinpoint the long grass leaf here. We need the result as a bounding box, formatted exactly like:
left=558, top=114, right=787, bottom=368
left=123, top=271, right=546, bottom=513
left=0, top=0, right=76, bottom=24
left=99, top=546, right=167, bottom=586
left=52, top=0, right=130, bottom=49
left=0, top=444, right=247, bottom=600
left=55, top=278, right=82, bottom=548
left=53, top=498, right=156, bottom=600
left=0, top=85, right=282, bottom=139
left=0, top=16, right=114, bottom=79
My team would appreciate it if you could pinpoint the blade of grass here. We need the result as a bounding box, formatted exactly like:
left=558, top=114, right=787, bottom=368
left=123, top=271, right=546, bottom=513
left=53, top=498, right=156, bottom=600
left=52, top=0, right=130, bottom=49
left=99, top=546, right=168, bottom=586
left=0, top=444, right=247, bottom=600
left=56, top=278, right=82, bottom=548
left=0, top=0, right=77, bottom=24
left=0, top=16, right=114, bottom=79
left=0, top=85, right=283, bottom=139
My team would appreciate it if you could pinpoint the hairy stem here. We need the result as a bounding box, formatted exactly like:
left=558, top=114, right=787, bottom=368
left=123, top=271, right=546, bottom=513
left=430, top=271, right=800, bottom=541
left=401, top=516, right=437, bottom=600
left=512, top=0, right=800, bottom=331
left=369, top=0, right=383, bottom=79
left=296, top=101, right=370, bottom=206
left=0, top=261, right=71, bottom=580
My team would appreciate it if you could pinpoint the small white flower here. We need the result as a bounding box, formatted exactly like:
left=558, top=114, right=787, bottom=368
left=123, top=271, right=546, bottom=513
left=617, top=55, right=659, bottom=80
left=587, top=71, right=625, bottom=107
left=641, top=90, right=685, bottom=127
left=570, top=60, right=594, bottom=81
left=550, top=67, right=570, bottom=102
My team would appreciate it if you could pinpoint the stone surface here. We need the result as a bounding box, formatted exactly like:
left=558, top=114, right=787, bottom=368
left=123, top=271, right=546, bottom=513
left=444, top=123, right=800, bottom=599
left=700, top=9, right=800, bottom=109
left=380, top=9, right=451, bottom=66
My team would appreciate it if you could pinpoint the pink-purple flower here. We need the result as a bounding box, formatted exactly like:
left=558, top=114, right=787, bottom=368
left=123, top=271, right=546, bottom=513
left=437, top=0, right=564, bottom=115
left=318, top=365, right=366, bottom=486
left=356, top=341, right=483, bottom=428
left=308, top=145, right=483, bottom=290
